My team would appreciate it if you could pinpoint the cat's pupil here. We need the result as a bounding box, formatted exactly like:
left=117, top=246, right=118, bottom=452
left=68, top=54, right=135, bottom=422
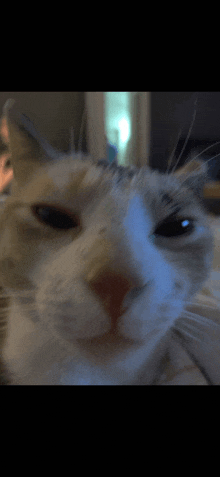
left=154, top=218, right=194, bottom=238
left=32, top=206, right=80, bottom=230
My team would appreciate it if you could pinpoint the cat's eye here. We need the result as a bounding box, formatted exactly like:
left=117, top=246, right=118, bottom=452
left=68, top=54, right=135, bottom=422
left=32, top=205, right=80, bottom=230
left=153, top=218, right=194, bottom=238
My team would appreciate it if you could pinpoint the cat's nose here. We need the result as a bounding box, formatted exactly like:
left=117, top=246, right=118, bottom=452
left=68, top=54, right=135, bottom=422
left=88, top=268, right=134, bottom=328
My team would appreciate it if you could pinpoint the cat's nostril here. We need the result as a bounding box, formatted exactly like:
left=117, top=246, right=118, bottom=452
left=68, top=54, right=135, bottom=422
left=87, top=268, right=134, bottom=328
left=127, top=286, right=147, bottom=300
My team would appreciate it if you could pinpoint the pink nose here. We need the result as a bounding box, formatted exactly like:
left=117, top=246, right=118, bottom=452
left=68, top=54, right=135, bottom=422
left=88, top=268, right=133, bottom=328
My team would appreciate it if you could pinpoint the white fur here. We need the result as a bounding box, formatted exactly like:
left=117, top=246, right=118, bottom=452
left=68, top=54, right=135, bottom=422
left=4, top=299, right=173, bottom=385
left=2, top=186, right=190, bottom=384
left=0, top=108, right=213, bottom=385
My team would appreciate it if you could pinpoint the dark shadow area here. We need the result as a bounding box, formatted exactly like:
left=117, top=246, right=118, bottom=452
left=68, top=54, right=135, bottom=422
left=150, top=92, right=220, bottom=215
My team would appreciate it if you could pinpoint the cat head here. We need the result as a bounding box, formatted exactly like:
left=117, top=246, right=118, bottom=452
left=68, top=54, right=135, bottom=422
left=0, top=99, right=214, bottom=348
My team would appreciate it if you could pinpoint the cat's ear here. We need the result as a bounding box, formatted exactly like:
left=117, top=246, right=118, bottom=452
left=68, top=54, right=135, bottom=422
left=3, top=99, right=55, bottom=186
left=175, top=158, right=208, bottom=200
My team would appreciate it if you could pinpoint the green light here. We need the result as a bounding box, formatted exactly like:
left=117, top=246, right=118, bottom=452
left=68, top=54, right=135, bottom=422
left=104, top=92, right=131, bottom=165
left=118, top=117, right=130, bottom=144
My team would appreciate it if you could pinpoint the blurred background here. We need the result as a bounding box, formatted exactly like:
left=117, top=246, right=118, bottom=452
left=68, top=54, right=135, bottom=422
left=0, top=92, right=220, bottom=213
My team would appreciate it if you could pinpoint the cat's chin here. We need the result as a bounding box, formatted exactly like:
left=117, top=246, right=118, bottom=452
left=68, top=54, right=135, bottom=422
left=75, top=330, right=144, bottom=357
left=53, top=324, right=141, bottom=349
left=43, top=297, right=183, bottom=348
left=77, top=330, right=139, bottom=346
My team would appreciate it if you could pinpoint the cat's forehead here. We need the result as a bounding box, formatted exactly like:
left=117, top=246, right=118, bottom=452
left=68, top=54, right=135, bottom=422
left=19, top=155, right=127, bottom=210
left=34, top=154, right=180, bottom=194
left=130, top=167, right=195, bottom=207
left=20, top=154, right=199, bottom=218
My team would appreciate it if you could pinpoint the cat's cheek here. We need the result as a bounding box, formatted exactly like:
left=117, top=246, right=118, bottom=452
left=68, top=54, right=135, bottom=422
left=119, top=299, right=184, bottom=341
left=118, top=268, right=186, bottom=341
left=0, top=257, right=33, bottom=290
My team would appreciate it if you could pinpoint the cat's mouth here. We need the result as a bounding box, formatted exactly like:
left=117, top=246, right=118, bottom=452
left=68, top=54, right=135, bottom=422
left=76, top=329, right=143, bottom=353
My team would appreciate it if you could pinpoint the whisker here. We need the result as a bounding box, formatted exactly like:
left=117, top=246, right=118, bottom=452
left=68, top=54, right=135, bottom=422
left=184, top=140, right=220, bottom=167
left=169, top=137, right=220, bottom=198
left=0, top=289, right=11, bottom=299
left=170, top=97, right=198, bottom=175
left=70, top=126, right=75, bottom=159
left=165, top=128, right=182, bottom=175
left=8, top=302, right=37, bottom=310
left=182, top=151, right=220, bottom=188
left=10, top=289, right=35, bottom=296
left=2, top=290, right=36, bottom=302
left=78, top=107, right=86, bottom=159
left=171, top=151, right=220, bottom=200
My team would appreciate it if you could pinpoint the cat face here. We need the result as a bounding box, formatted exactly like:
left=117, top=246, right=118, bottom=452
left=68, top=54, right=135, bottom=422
left=0, top=101, right=214, bottom=353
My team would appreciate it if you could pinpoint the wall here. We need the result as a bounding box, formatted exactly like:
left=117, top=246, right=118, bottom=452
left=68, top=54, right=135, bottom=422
left=150, top=92, right=220, bottom=172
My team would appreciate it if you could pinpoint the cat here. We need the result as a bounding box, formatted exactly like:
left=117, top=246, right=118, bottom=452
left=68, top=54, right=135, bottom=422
left=0, top=99, right=215, bottom=385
